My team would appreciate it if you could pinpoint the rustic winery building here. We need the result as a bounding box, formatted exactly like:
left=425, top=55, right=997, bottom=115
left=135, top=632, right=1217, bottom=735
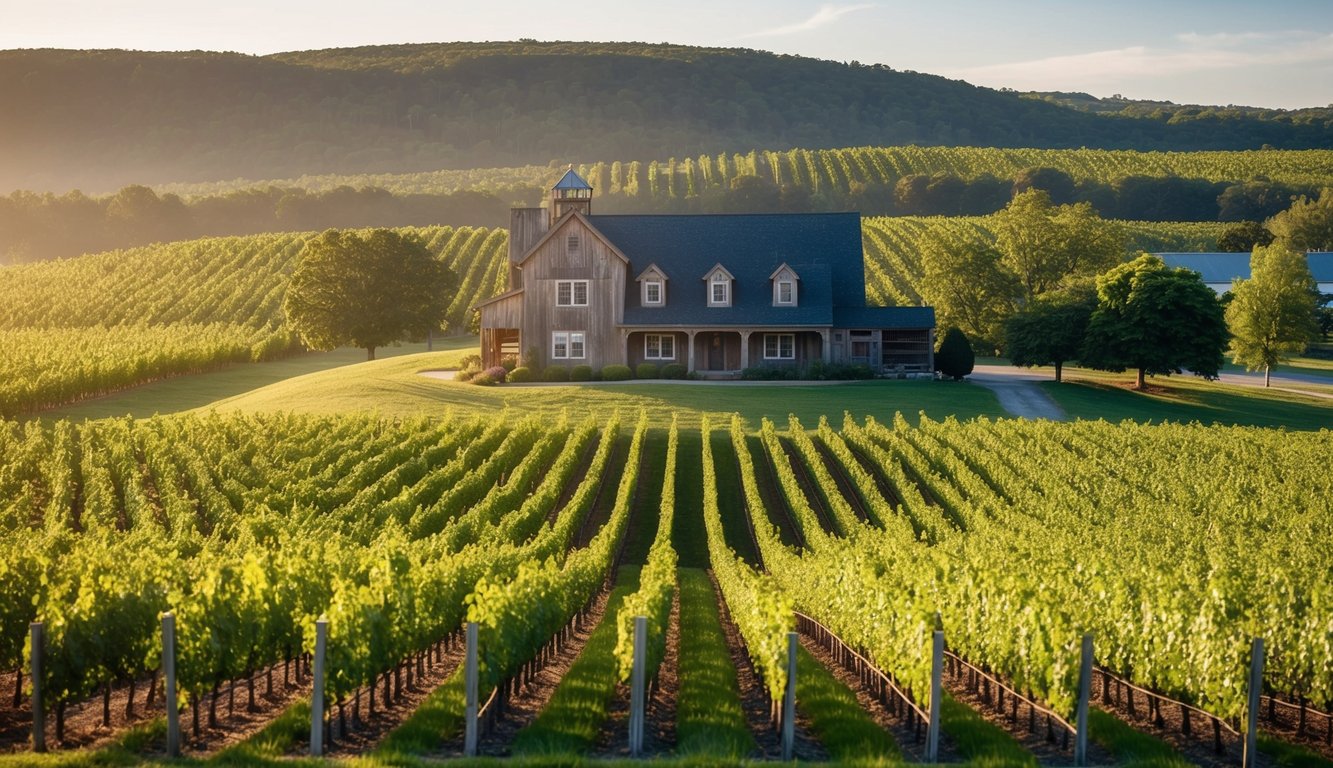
left=477, top=170, right=936, bottom=375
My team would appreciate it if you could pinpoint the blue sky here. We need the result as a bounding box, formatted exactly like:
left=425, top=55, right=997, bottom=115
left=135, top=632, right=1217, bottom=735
left=3, top=0, right=1331, bottom=109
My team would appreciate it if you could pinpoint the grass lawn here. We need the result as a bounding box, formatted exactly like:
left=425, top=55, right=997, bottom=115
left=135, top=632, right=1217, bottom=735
left=1041, top=369, right=1333, bottom=430
left=203, top=352, right=1006, bottom=428
left=32, top=337, right=479, bottom=424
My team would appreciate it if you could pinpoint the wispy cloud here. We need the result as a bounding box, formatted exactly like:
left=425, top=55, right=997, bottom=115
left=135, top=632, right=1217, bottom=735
left=737, top=3, right=875, bottom=40
left=949, top=30, right=1333, bottom=93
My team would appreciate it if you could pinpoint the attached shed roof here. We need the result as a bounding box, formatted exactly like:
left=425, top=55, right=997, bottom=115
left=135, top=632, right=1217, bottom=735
left=590, top=212, right=916, bottom=327
left=1157, top=252, right=1333, bottom=284
left=833, top=306, right=937, bottom=329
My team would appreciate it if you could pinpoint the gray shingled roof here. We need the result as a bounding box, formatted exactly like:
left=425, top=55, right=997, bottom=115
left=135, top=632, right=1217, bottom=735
left=588, top=212, right=932, bottom=328
left=1157, top=252, right=1333, bottom=284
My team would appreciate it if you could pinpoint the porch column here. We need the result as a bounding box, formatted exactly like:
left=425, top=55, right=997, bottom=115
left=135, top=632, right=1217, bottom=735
left=739, top=330, right=752, bottom=371
left=819, top=329, right=831, bottom=363
left=620, top=328, right=631, bottom=366
left=686, top=331, right=696, bottom=374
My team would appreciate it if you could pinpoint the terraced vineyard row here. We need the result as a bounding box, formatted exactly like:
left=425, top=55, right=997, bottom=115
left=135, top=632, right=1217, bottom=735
left=1, top=412, right=1329, bottom=763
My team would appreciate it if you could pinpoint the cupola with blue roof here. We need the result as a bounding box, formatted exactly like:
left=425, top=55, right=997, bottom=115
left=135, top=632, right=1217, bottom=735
left=550, top=165, right=593, bottom=222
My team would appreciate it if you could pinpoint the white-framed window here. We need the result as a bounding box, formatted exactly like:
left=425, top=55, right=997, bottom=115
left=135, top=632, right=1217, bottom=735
left=643, top=280, right=664, bottom=306
left=552, top=331, right=586, bottom=359
left=556, top=280, right=589, bottom=306
left=710, top=277, right=730, bottom=306
left=644, top=334, right=675, bottom=360
left=763, top=333, right=795, bottom=360
left=776, top=280, right=794, bottom=305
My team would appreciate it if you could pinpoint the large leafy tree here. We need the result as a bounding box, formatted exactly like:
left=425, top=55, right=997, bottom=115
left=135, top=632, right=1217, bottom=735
left=1081, top=254, right=1228, bottom=390
left=1268, top=188, right=1333, bottom=251
left=1004, top=284, right=1096, bottom=383
left=920, top=190, right=1124, bottom=351
left=1225, top=244, right=1318, bottom=386
left=992, top=189, right=1125, bottom=303
left=284, top=229, right=457, bottom=360
left=918, top=238, right=1016, bottom=350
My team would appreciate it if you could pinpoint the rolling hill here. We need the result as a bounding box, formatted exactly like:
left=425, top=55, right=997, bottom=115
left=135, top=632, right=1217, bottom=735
left=3, top=42, right=1332, bottom=194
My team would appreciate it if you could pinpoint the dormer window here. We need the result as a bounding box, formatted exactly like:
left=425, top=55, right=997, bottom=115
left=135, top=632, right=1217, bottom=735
left=703, top=264, right=735, bottom=308
left=644, top=280, right=663, bottom=306
left=636, top=263, right=668, bottom=307
left=769, top=263, right=800, bottom=307
left=711, top=278, right=729, bottom=305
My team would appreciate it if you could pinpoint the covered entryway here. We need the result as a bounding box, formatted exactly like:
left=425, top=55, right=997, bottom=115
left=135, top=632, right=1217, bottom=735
left=695, top=331, right=743, bottom=373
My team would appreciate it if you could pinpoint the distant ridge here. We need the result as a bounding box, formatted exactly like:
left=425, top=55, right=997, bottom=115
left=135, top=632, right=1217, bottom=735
left=2, top=41, right=1331, bottom=192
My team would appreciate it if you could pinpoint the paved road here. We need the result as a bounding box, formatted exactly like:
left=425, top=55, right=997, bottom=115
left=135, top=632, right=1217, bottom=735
left=1214, top=370, right=1333, bottom=400
left=967, top=367, right=1068, bottom=421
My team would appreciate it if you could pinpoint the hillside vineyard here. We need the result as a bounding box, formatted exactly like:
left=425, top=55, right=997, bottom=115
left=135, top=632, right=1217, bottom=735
left=0, top=227, right=507, bottom=417
left=0, top=412, right=1329, bottom=759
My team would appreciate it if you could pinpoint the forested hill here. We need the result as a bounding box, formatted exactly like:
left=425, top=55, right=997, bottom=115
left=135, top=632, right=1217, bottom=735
left=4, top=42, right=1332, bottom=193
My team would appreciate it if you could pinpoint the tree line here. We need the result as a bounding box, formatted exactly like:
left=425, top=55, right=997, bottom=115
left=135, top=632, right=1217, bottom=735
left=0, top=185, right=532, bottom=265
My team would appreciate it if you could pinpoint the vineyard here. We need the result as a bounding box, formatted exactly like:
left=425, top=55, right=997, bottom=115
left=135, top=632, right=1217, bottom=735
left=0, top=226, right=507, bottom=417
left=0, top=411, right=1329, bottom=765
left=160, top=145, right=1333, bottom=199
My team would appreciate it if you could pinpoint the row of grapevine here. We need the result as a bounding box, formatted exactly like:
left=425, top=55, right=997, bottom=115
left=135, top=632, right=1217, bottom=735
left=724, top=414, right=938, bottom=709
left=699, top=416, right=792, bottom=704
left=614, top=416, right=680, bottom=683
left=159, top=146, right=1333, bottom=199
left=466, top=412, right=648, bottom=696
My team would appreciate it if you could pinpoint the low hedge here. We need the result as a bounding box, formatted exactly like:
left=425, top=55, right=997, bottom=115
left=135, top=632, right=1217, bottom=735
left=601, top=364, right=633, bottom=381
left=570, top=365, right=594, bottom=382
left=542, top=366, right=571, bottom=382
left=507, top=366, right=534, bottom=383
left=636, top=362, right=660, bottom=379
left=661, top=363, right=688, bottom=379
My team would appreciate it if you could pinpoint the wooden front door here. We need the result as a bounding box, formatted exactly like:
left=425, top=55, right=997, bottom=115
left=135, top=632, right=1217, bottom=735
left=708, top=333, right=724, bottom=370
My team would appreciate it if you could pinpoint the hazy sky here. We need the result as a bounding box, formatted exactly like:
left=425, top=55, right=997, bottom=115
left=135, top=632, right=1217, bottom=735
left=3, top=0, right=1331, bottom=109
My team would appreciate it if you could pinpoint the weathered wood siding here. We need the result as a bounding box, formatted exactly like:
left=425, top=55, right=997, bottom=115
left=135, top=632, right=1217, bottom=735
left=478, top=292, right=523, bottom=329
left=521, top=216, right=627, bottom=369
left=507, top=208, right=547, bottom=289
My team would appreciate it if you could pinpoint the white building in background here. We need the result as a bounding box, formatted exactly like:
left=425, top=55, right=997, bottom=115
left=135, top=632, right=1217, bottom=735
left=1156, top=252, right=1333, bottom=295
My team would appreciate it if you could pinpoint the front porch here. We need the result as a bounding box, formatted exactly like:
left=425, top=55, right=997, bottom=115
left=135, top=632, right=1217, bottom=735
left=623, top=328, right=829, bottom=375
